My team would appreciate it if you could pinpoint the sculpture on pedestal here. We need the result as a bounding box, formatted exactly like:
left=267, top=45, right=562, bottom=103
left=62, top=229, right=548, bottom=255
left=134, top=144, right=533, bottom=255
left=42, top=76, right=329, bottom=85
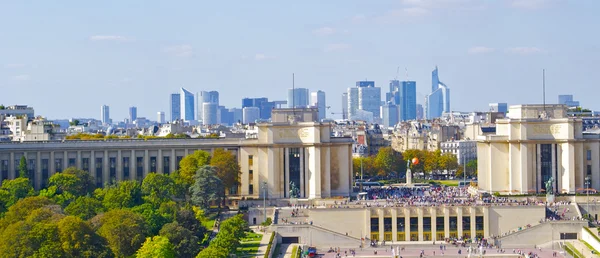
left=406, top=159, right=412, bottom=186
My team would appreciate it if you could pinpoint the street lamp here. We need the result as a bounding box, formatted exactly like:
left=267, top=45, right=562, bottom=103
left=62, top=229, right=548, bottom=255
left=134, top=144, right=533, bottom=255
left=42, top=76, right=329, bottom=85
left=262, top=181, right=267, bottom=224
left=586, top=176, right=591, bottom=220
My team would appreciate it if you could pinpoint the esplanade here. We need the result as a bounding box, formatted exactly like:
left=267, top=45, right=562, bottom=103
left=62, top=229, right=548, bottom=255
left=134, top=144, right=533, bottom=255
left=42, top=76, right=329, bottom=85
left=0, top=120, right=354, bottom=200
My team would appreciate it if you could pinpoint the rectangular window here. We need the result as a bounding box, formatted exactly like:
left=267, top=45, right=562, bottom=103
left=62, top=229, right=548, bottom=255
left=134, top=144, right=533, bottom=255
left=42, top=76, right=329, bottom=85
left=436, top=217, right=445, bottom=231
left=163, top=156, right=170, bottom=175
left=249, top=184, right=254, bottom=195
left=397, top=218, right=405, bottom=231
left=41, top=159, right=49, bottom=189
left=55, top=158, right=63, bottom=173
left=475, top=216, right=484, bottom=231
left=384, top=217, right=392, bottom=232
left=136, top=157, right=144, bottom=181
left=560, top=233, right=578, bottom=240
left=176, top=156, right=183, bottom=170
left=82, top=158, right=89, bottom=171
left=588, top=150, right=593, bottom=161
left=123, top=157, right=130, bottom=179
left=422, top=217, right=431, bottom=232
left=588, top=165, right=592, bottom=177
left=1, top=160, right=8, bottom=180
left=109, top=157, right=116, bottom=183
left=249, top=170, right=254, bottom=182
left=95, top=158, right=103, bottom=188
left=68, top=158, right=76, bottom=168
left=229, top=184, right=238, bottom=195
left=28, top=159, right=36, bottom=182
left=409, top=217, right=418, bottom=232
left=248, top=155, right=253, bottom=166
left=463, top=217, right=471, bottom=231
left=150, top=157, right=157, bottom=173
left=450, top=217, right=458, bottom=231
left=370, top=218, right=379, bottom=232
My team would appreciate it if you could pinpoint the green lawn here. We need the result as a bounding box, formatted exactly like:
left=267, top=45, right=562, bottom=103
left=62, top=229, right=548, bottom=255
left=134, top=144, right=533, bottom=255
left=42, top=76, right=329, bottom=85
left=240, top=231, right=263, bottom=242
left=235, top=231, right=263, bottom=257
left=431, top=180, right=460, bottom=187
left=201, top=212, right=219, bottom=230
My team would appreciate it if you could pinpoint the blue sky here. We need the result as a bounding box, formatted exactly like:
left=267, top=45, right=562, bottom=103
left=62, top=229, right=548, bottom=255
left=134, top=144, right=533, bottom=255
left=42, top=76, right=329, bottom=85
left=1, top=0, right=598, bottom=120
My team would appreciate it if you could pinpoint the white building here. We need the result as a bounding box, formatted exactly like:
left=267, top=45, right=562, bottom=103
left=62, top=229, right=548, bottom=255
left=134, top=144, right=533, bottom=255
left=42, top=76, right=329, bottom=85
left=157, top=112, right=165, bottom=124
left=310, top=90, right=326, bottom=121
left=0, top=105, right=35, bottom=118
left=478, top=104, right=600, bottom=194
left=347, top=87, right=359, bottom=118
left=202, top=102, right=218, bottom=125
left=101, top=105, right=110, bottom=125
left=243, top=107, right=260, bottom=124
left=440, top=140, right=477, bottom=165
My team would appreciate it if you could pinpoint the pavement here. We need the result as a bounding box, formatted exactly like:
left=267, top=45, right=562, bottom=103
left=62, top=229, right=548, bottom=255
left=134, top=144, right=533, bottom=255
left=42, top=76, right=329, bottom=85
left=317, top=245, right=566, bottom=258
left=253, top=226, right=273, bottom=258
left=568, top=240, right=600, bottom=257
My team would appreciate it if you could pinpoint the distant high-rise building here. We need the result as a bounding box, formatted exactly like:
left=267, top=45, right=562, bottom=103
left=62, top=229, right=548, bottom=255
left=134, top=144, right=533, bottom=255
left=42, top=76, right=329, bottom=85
left=426, top=66, right=450, bottom=119
left=101, top=105, right=110, bottom=125
left=157, top=111, right=165, bottom=124
left=347, top=88, right=359, bottom=118
left=229, top=108, right=243, bottom=124
left=357, top=81, right=381, bottom=119
left=129, top=106, right=137, bottom=122
left=387, top=80, right=401, bottom=103
left=558, top=95, right=580, bottom=107
left=287, top=88, right=310, bottom=108
left=242, top=107, right=260, bottom=124
left=180, top=88, right=195, bottom=121
left=381, top=102, right=399, bottom=128
left=241, top=97, right=276, bottom=120
left=202, top=103, right=218, bottom=125
left=399, top=81, right=417, bottom=121
left=341, top=92, right=348, bottom=119
left=170, top=93, right=181, bottom=121
left=416, top=104, right=424, bottom=120
left=310, top=90, right=326, bottom=120
left=489, top=103, right=508, bottom=113
left=198, top=90, right=219, bottom=122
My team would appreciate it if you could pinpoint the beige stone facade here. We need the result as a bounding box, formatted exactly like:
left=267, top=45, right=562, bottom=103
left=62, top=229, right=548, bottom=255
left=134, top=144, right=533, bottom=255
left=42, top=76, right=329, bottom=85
left=0, top=122, right=353, bottom=199
left=478, top=104, right=600, bottom=194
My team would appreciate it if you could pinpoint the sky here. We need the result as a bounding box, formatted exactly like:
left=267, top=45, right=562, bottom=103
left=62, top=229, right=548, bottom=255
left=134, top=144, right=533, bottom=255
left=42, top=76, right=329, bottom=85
left=1, top=0, right=598, bottom=121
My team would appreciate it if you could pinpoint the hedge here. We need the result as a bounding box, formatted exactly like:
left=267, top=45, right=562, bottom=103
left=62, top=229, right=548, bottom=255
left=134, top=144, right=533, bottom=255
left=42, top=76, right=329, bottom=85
left=565, top=242, right=584, bottom=258
left=264, top=232, right=275, bottom=258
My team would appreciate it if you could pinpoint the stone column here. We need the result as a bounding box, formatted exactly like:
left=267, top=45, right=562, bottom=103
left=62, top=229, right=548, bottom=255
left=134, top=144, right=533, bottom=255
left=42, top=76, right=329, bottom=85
left=144, top=150, right=149, bottom=178
left=267, top=148, right=276, bottom=198
left=103, top=150, right=109, bottom=186
left=470, top=207, right=476, bottom=239
left=418, top=208, right=424, bottom=241
left=444, top=207, right=450, bottom=239
left=77, top=151, right=82, bottom=170
left=170, top=149, right=176, bottom=173
left=63, top=151, right=68, bottom=171
left=308, top=146, right=321, bottom=199
left=157, top=149, right=163, bottom=174
left=90, top=151, right=96, bottom=180
left=431, top=208, right=437, bottom=241
left=457, top=207, right=464, bottom=238
left=536, top=144, right=541, bottom=192
left=391, top=208, right=398, bottom=242
left=9, top=152, right=15, bottom=179
left=117, top=150, right=123, bottom=181
left=322, top=147, right=331, bottom=198
left=284, top=148, right=290, bottom=198
left=483, top=207, right=489, bottom=238
left=36, top=152, right=41, bottom=190
left=130, top=150, right=136, bottom=179
left=300, top=148, right=305, bottom=198
left=405, top=209, right=411, bottom=241
left=378, top=209, right=384, bottom=243
left=49, top=152, right=55, bottom=176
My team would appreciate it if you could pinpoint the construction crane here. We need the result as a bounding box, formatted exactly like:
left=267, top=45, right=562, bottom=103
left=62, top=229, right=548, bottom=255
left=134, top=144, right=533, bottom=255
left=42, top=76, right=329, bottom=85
left=327, top=106, right=346, bottom=119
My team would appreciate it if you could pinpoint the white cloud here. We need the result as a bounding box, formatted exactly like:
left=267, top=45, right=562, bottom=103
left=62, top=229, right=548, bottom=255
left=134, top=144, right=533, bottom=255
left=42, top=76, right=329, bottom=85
left=164, top=44, right=194, bottom=57
left=506, top=47, right=544, bottom=55
left=324, top=43, right=351, bottom=53
left=89, top=35, right=131, bottom=42
left=313, top=27, right=335, bottom=36
left=468, top=46, right=495, bottom=54
left=254, top=53, right=276, bottom=61
left=510, top=0, right=551, bottom=9
left=13, top=75, right=30, bottom=81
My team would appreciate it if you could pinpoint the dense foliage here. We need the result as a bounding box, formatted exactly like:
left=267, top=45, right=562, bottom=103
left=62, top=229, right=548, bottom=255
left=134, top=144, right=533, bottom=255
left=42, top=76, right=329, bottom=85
left=353, top=148, right=461, bottom=178
left=0, top=148, right=241, bottom=257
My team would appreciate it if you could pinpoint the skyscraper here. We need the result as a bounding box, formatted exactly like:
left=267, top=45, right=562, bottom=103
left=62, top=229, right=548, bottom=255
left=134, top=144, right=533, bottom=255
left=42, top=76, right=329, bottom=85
left=558, top=95, right=580, bottom=107
left=129, top=106, right=137, bottom=122
left=426, top=66, right=450, bottom=119
left=310, top=90, right=326, bottom=120
left=341, top=92, right=348, bottom=119
left=170, top=93, right=181, bottom=121
left=202, top=102, right=218, bottom=125
left=416, top=104, right=424, bottom=120
left=157, top=111, right=165, bottom=124
left=101, top=105, right=110, bottom=125
left=357, top=81, right=381, bottom=119
left=287, top=88, right=310, bottom=108
left=489, top=103, right=508, bottom=113
left=198, top=90, right=219, bottom=123
left=347, top=88, right=359, bottom=118
left=241, top=97, right=275, bottom=120
left=381, top=102, right=399, bottom=128
left=399, top=81, right=417, bottom=121
left=242, top=107, right=260, bottom=124
left=180, top=87, right=195, bottom=121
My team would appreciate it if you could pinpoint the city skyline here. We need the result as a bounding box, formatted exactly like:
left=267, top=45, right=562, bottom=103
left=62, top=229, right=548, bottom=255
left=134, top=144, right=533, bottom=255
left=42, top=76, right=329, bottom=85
left=1, top=1, right=598, bottom=120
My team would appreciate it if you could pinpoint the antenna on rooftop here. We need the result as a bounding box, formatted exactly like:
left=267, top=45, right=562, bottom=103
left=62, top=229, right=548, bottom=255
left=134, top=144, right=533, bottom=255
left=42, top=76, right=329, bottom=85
left=405, top=67, right=409, bottom=81
left=395, top=66, right=400, bottom=80
left=543, top=69, right=546, bottom=115
left=292, top=73, right=296, bottom=118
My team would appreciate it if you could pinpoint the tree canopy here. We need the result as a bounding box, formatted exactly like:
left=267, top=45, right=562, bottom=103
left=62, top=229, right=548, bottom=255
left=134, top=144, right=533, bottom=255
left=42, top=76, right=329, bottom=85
left=190, top=166, right=224, bottom=211
left=136, top=236, right=175, bottom=258
left=178, top=150, right=211, bottom=185
left=97, top=209, right=147, bottom=257
left=209, top=148, right=241, bottom=193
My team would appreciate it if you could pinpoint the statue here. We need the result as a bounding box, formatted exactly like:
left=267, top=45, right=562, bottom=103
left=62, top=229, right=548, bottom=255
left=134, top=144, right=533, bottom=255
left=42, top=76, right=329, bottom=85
left=406, top=159, right=411, bottom=169
left=545, top=177, right=554, bottom=194
left=289, top=181, right=298, bottom=199
left=405, top=159, right=413, bottom=186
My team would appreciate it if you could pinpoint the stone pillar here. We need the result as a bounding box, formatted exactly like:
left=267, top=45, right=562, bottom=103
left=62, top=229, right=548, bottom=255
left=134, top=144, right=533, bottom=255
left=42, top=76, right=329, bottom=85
left=77, top=151, right=82, bottom=169
left=63, top=151, right=68, bottom=171
left=170, top=149, right=176, bottom=173
left=431, top=208, right=437, bottom=241
left=378, top=209, right=384, bottom=243
left=103, top=150, right=109, bottom=186
left=117, top=150, right=123, bottom=181
left=90, top=151, right=96, bottom=180
left=284, top=148, right=290, bottom=198
left=483, top=207, right=489, bottom=238
left=322, top=147, right=331, bottom=198
left=157, top=149, right=163, bottom=174
left=267, top=148, right=276, bottom=198
left=536, top=144, right=541, bottom=192
left=418, top=208, right=424, bottom=241
left=444, top=207, right=450, bottom=239
left=300, top=148, right=305, bottom=198
left=391, top=208, right=398, bottom=242
left=308, top=146, right=321, bottom=199
left=470, top=207, right=476, bottom=239
left=9, top=152, right=15, bottom=179
left=49, top=152, right=55, bottom=176
left=130, top=150, right=136, bottom=179
left=364, top=210, right=370, bottom=242
left=405, top=209, right=411, bottom=241
left=144, top=150, right=149, bottom=178
left=457, top=207, right=464, bottom=238
left=36, top=152, right=41, bottom=190
left=184, top=148, right=189, bottom=156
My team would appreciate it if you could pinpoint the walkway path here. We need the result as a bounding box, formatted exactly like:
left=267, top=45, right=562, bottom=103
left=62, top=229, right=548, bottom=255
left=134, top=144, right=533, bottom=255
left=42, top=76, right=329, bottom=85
left=254, top=227, right=273, bottom=258
left=569, top=240, right=600, bottom=258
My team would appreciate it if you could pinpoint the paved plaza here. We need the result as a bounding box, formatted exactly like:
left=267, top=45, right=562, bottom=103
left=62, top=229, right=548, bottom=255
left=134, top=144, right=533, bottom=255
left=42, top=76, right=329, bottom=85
left=317, top=245, right=565, bottom=258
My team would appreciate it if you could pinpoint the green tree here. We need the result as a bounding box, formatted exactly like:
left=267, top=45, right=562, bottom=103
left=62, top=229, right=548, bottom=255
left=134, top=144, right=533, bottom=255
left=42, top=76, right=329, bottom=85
left=0, top=177, right=35, bottom=208
left=374, top=147, right=403, bottom=176
left=60, top=167, right=95, bottom=195
left=58, top=216, right=113, bottom=258
left=402, top=149, right=424, bottom=172
left=69, top=119, right=80, bottom=126
left=190, top=166, right=224, bottom=211
left=352, top=156, right=377, bottom=178
left=178, top=150, right=211, bottom=185
left=97, top=180, right=143, bottom=210
left=0, top=207, right=65, bottom=258
left=141, top=172, right=176, bottom=206
left=195, top=245, right=228, bottom=258
left=132, top=203, right=171, bottom=235
left=65, top=196, right=105, bottom=220
left=466, top=159, right=478, bottom=177
left=159, top=222, right=201, bottom=258
left=136, top=236, right=176, bottom=258
left=0, top=104, right=4, bottom=110
left=97, top=209, right=147, bottom=257
left=18, top=156, right=28, bottom=178
left=438, top=153, right=459, bottom=171
left=175, top=208, right=207, bottom=240
left=0, top=196, right=53, bottom=229
left=207, top=214, right=247, bottom=254
left=209, top=148, right=241, bottom=193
